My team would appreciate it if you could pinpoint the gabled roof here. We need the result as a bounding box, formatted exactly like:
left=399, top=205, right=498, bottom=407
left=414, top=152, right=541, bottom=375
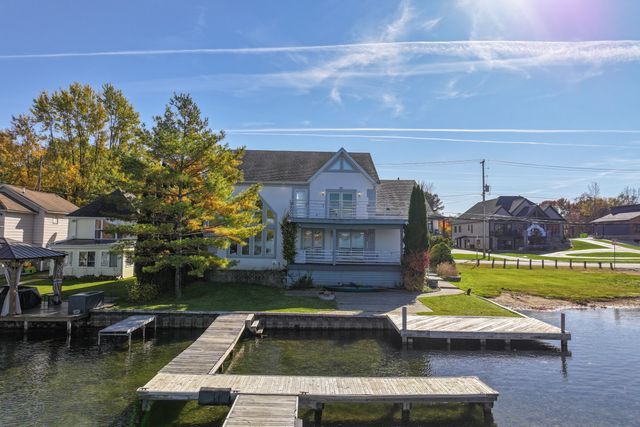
left=0, top=193, right=35, bottom=214
left=239, top=149, right=380, bottom=183
left=0, top=184, right=77, bottom=214
left=377, top=179, right=442, bottom=219
left=458, top=196, right=564, bottom=222
left=592, top=205, right=640, bottom=224
left=69, top=189, right=135, bottom=219
left=0, top=237, right=66, bottom=261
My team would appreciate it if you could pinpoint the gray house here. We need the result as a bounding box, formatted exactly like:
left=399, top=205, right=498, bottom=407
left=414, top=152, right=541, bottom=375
left=452, top=196, right=566, bottom=252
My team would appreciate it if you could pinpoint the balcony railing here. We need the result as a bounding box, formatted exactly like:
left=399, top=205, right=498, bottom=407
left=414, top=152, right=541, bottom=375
left=294, top=248, right=401, bottom=265
left=290, top=200, right=407, bottom=221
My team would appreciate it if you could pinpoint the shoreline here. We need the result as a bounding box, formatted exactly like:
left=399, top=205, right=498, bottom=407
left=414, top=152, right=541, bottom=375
left=491, top=292, right=640, bottom=312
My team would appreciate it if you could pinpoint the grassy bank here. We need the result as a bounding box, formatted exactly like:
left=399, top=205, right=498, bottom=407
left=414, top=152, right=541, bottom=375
left=116, top=282, right=336, bottom=313
left=456, top=264, right=640, bottom=303
left=418, top=293, right=519, bottom=317
left=569, top=239, right=605, bottom=251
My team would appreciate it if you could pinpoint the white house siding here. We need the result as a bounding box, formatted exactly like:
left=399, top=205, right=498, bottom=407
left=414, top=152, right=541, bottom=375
left=41, top=215, right=69, bottom=246
left=70, top=218, right=96, bottom=239
left=50, top=246, right=132, bottom=278
left=2, top=212, right=34, bottom=243
left=308, top=170, right=374, bottom=213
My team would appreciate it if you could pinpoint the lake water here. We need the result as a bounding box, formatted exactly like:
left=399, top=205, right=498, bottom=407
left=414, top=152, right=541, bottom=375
left=1, top=309, right=639, bottom=426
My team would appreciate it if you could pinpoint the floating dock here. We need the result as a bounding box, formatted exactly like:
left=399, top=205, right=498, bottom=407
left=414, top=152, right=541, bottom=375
left=223, top=394, right=300, bottom=427
left=0, top=302, right=88, bottom=334
left=98, top=314, right=156, bottom=347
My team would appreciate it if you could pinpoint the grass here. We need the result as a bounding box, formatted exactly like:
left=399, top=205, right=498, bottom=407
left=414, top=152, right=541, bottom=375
left=456, top=264, right=640, bottom=303
left=1, top=273, right=131, bottom=300
left=418, top=293, right=519, bottom=317
left=569, top=239, right=605, bottom=251
left=116, top=281, right=336, bottom=313
left=566, top=252, right=640, bottom=258
left=596, top=238, right=640, bottom=250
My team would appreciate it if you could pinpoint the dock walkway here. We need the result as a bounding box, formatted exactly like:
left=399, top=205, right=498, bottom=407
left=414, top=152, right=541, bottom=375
left=223, top=394, right=300, bottom=427
left=388, top=312, right=571, bottom=343
left=160, top=313, right=253, bottom=375
left=98, top=314, right=156, bottom=346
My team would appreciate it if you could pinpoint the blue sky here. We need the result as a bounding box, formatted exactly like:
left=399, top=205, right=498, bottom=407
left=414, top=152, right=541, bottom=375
left=1, top=0, right=640, bottom=213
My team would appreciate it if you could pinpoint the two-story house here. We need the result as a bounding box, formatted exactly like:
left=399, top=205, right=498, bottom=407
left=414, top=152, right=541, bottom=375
left=50, top=190, right=135, bottom=278
left=0, top=184, right=77, bottom=269
left=592, top=204, right=640, bottom=243
left=452, top=196, right=566, bottom=252
left=220, top=148, right=418, bottom=288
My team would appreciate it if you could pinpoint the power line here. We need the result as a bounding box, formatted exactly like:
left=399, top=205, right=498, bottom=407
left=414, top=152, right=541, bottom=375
left=491, top=160, right=640, bottom=173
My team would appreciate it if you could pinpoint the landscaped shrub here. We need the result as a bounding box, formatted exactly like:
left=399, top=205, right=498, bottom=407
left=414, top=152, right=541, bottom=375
left=436, top=262, right=458, bottom=278
left=429, top=235, right=453, bottom=248
left=280, top=213, right=298, bottom=266
left=125, top=280, right=159, bottom=303
left=429, top=242, right=454, bottom=268
left=402, top=250, right=428, bottom=291
left=290, top=272, right=313, bottom=289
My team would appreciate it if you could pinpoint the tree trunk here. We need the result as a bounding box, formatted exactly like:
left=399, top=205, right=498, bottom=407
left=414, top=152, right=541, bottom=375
left=174, top=263, right=182, bottom=299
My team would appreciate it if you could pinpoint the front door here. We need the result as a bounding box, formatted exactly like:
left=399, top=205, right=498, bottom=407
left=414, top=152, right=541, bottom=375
left=328, top=191, right=355, bottom=218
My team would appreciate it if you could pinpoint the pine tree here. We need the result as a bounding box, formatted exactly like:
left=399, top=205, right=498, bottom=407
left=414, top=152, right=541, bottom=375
left=120, top=94, right=262, bottom=298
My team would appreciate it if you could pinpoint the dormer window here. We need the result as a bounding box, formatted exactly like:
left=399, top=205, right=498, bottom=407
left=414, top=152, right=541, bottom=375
left=328, top=157, right=354, bottom=171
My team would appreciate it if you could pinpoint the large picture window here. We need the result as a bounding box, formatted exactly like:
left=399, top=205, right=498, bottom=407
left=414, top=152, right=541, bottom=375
left=229, top=199, right=277, bottom=258
left=79, top=251, right=96, bottom=267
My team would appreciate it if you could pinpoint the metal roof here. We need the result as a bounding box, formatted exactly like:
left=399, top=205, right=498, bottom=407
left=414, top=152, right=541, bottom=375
left=0, top=238, right=66, bottom=261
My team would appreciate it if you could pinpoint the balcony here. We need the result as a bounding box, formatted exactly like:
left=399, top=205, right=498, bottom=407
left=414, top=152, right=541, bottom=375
left=294, top=248, right=401, bottom=265
left=290, top=200, right=407, bottom=221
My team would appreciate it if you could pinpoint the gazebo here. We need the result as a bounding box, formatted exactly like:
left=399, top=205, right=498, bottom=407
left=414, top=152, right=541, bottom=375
left=0, top=237, right=66, bottom=317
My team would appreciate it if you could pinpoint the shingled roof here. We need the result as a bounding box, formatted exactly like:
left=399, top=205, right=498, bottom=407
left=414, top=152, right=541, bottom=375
left=0, top=193, right=34, bottom=214
left=69, top=189, right=135, bottom=219
left=376, top=179, right=441, bottom=218
left=459, top=196, right=564, bottom=221
left=0, top=184, right=77, bottom=214
left=592, top=204, right=640, bottom=224
left=239, top=149, right=380, bottom=183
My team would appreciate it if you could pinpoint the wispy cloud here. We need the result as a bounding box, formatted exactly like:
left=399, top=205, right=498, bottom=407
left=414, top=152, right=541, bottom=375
left=228, top=131, right=627, bottom=148
left=381, top=93, right=404, bottom=115
left=420, top=17, right=442, bottom=32
left=228, top=127, right=640, bottom=134
left=329, top=87, right=342, bottom=104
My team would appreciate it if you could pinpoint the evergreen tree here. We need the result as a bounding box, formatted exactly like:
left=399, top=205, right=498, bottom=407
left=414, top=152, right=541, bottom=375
left=403, top=184, right=428, bottom=255
left=119, top=94, right=262, bottom=298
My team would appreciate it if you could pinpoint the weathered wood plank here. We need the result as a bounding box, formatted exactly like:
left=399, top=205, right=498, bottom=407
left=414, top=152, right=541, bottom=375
left=223, top=394, right=299, bottom=427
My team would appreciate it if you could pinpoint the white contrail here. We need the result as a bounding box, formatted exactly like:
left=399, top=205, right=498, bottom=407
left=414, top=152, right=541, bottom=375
left=2, top=40, right=640, bottom=61
left=229, top=131, right=626, bottom=148
left=227, top=127, right=640, bottom=134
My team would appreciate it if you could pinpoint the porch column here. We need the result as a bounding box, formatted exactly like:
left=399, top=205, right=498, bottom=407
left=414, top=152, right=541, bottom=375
left=332, top=226, right=337, bottom=265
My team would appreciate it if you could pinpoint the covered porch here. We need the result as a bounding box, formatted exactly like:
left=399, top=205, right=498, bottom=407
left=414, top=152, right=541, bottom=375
left=292, top=222, right=403, bottom=266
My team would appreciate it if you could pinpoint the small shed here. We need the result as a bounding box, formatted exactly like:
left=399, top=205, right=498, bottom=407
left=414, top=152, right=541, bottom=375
left=0, top=238, right=66, bottom=316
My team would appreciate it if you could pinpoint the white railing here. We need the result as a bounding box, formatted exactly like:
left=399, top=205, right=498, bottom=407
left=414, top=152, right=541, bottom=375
left=290, top=200, right=407, bottom=220
left=294, top=248, right=401, bottom=264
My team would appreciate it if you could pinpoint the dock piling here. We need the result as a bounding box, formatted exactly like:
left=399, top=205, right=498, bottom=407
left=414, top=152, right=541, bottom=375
left=314, top=402, right=324, bottom=426
left=402, top=402, right=411, bottom=423
left=560, top=313, right=568, bottom=351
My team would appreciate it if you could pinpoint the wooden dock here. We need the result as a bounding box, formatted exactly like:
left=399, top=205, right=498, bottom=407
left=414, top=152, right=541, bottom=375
left=388, top=310, right=571, bottom=348
left=160, top=313, right=254, bottom=375
left=0, top=302, right=88, bottom=334
left=98, top=314, right=156, bottom=347
left=139, top=373, right=498, bottom=422
left=223, top=394, right=300, bottom=427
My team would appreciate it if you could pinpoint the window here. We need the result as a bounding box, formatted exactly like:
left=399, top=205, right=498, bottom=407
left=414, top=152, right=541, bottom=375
left=328, top=156, right=355, bottom=171
left=292, top=188, right=308, bottom=217
left=337, top=230, right=366, bottom=250
left=79, top=251, right=96, bottom=267
left=101, top=252, right=118, bottom=268
left=230, top=199, right=277, bottom=258
left=63, top=251, right=73, bottom=266
left=52, top=217, right=59, bottom=225
left=95, top=219, right=116, bottom=240
left=302, top=229, right=324, bottom=250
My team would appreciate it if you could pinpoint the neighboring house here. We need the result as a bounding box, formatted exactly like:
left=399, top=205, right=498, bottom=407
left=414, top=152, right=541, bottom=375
left=0, top=184, right=77, bottom=269
left=452, top=196, right=566, bottom=251
left=220, top=148, right=421, bottom=287
left=591, top=204, right=640, bottom=243
left=50, top=190, right=135, bottom=278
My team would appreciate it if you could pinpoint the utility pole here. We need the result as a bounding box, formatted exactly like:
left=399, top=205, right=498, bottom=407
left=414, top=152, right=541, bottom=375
left=481, top=160, right=487, bottom=258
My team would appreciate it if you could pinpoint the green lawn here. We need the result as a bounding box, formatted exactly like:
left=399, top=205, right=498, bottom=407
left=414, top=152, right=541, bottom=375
left=452, top=253, right=486, bottom=260
left=417, top=293, right=519, bottom=317
left=116, top=281, right=336, bottom=313
left=566, top=252, right=640, bottom=258
left=596, top=239, right=640, bottom=250
left=1, top=273, right=131, bottom=300
left=569, top=239, right=605, bottom=251
left=456, top=264, right=640, bottom=303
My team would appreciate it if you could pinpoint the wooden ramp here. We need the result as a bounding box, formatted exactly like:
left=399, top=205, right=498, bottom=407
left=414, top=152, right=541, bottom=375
left=388, top=313, right=571, bottom=341
left=138, top=373, right=498, bottom=405
left=98, top=314, right=156, bottom=346
left=160, top=313, right=253, bottom=375
left=223, top=394, right=300, bottom=427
